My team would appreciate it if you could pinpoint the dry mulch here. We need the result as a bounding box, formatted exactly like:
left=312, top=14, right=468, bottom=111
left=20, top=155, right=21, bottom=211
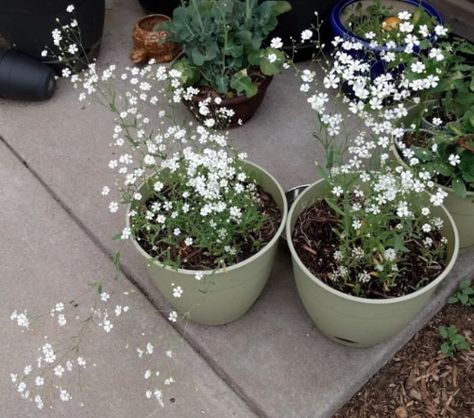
left=334, top=303, right=474, bottom=418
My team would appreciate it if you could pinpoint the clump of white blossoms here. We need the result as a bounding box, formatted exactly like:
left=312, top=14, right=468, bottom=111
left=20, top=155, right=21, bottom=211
left=75, top=63, right=274, bottom=272
left=48, top=9, right=280, bottom=281
left=9, top=286, right=130, bottom=410
left=292, top=22, right=450, bottom=297
left=301, top=16, right=451, bottom=153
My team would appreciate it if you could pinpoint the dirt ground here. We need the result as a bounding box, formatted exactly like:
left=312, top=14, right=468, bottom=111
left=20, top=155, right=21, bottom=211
left=334, top=303, right=473, bottom=418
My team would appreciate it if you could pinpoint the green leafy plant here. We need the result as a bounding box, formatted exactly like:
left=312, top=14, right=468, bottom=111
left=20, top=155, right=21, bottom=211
left=411, top=112, right=474, bottom=198
left=343, top=0, right=434, bottom=45
left=448, top=279, right=474, bottom=306
left=423, top=37, right=474, bottom=125
left=162, top=0, right=291, bottom=97
left=439, top=325, right=470, bottom=357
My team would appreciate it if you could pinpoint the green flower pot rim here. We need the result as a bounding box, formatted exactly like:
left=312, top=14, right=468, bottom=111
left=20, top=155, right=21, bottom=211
left=285, top=178, right=460, bottom=305
left=391, top=142, right=474, bottom=197
left=126, top=160, right=288, bottom=276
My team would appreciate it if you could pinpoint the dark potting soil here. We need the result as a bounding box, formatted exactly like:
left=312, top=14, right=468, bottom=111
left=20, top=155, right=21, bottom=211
left=136, top=186, right=282, bottom=270
left=292, top=200, right=447, bottom=299
left=425, top=107, right=457, bottom=126
left=402, top=130, right=433, bottom=148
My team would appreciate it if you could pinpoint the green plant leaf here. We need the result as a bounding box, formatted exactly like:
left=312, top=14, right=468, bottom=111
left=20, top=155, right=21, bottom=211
left=172, top=59, right=200, bottom=86
left=433, top=162, right=454, bottom=177
left=413, top=147, right=434, bottom=162
left=463, top=109, right=474, bottom=132
left=460, top=153, right=474, bottom=182
left=452, top=176, right=467, bottom=198
left=259, top=48, right=285, bottom=76
left=230, top=71, right=258, bottom=97
left=448, top=296, right=458, bottom=304
left=270, top=0, right=292, bottom=15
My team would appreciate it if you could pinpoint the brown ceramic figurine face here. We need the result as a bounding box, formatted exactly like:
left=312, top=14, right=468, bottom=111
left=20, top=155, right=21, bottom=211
left=130, top=14, right=181, bottom=64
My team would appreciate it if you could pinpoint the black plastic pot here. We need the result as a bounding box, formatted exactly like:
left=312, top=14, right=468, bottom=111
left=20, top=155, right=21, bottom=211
left=269, top=0, right=338, bottom=62
left=138, top=0, right=181, bottom=15
left=0, top=49, right=56, bottom=100
left=0, top=0, right=105, bottom=71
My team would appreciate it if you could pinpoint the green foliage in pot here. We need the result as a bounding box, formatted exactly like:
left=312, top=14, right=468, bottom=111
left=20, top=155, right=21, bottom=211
left=162, top=0, right=291, bottom=97
left=343, top=0, right=435, bottom=45
left=422, top=37, right=474, bottom=125
left=410, top=110, right=474, bottom=198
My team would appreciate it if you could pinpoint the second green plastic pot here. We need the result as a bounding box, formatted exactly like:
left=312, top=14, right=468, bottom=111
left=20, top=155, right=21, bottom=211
left=129, top=161, right=288, bottom=326
left=286, top=179, right=459, bottom=347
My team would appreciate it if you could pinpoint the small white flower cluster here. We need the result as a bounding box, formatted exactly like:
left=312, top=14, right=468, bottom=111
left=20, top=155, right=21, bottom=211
left=296, top=17, right=451, bottom=294
left=65, top=61, right=266, bottom=271
left=10, top=286, right=129, bottom=410
left=136, top=342, right=175, bottom=408
left=10, top=339, right=84, bottom=409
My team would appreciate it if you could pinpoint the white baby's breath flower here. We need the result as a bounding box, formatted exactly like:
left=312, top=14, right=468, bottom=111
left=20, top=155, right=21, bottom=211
left=57, top=314, right=67, bottom=327
left=332, top=186, right=343, bottom=197
left=270, top=37, right=283, bottom=49
left=410, top=61, right=425, bottom=74
left=398, top=11, right=412, bottom=20
left=267, top=53, right=277, bottom=63
left=67, top=43, right=79, bottom=55
left=59, top=388, right=72, bottom=402
left=172, top=286, right=183, bottom=298
left=66, top=4, right=75, bottom=13
left=301, top=29, right=313, bottom=41
left=432, top=117, right=443, bottom=126
left=54, top=364, right=65, bottom=377
left=168, top=311, right=178, bottom=322
left=434, top=25, right=448, bottom=37
left=109, top=202, right=119, bottom=213
left=100, top=292, right=110, bottom=302
left=121, top=227, right=131, bottom=240
left=448, top=154, right=460, bottom=166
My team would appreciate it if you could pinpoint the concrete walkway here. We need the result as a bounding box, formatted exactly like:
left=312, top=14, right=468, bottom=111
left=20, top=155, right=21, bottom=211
left=1, top=0, right=473, bottom=417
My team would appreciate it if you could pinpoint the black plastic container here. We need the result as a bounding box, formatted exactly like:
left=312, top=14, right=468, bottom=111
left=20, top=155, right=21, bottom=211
left=0, top=0, right=105, bottom=71
left=138, top=0, right=181, bottom=15
left=269, top=0, right=337, bottom=62
left=0, top=49, right=56, bottom=100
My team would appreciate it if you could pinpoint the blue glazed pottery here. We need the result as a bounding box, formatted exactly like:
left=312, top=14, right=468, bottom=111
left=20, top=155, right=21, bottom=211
left=329, top=0, right=443, bottom=53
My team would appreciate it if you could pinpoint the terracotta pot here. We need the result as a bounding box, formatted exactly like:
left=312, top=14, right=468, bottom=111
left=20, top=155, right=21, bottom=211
left=130, top=14, right=181, bottom=64
left=185, top=75, right=273, bottom=128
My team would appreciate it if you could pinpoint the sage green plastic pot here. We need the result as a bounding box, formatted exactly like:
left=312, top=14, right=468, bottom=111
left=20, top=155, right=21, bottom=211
left=286, top=179, right=459, bottom=347
left=392, top=143, right=474, bottom=248
left=128, top=161, right=288, bottom=326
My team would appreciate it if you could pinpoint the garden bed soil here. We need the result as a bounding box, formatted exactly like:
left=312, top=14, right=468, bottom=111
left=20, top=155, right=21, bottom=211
left=334, top=303, right=474, bottom=418
left=137, top=186, right=282, bottom=270
left=292, top=200, right=446, bottom=299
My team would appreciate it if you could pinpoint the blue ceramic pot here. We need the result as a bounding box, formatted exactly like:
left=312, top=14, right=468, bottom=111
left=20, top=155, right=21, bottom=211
left=329, top=0, right=443, bottom=53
